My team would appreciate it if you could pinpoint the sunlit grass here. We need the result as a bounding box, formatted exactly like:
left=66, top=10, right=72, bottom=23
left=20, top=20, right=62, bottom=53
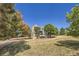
left=16, top=36, right=79, bottom=56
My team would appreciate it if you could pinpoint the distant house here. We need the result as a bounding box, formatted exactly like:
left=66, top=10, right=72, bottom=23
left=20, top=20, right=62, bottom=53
left=32, top=24, right=46, bottom=39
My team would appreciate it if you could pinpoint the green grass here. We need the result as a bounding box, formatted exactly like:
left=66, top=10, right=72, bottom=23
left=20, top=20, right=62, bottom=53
left=16, top=36, right=79, bottom=56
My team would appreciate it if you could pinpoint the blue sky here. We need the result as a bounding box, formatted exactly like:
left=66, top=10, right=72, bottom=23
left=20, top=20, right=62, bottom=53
left=15, top=3, right=76, bottom=29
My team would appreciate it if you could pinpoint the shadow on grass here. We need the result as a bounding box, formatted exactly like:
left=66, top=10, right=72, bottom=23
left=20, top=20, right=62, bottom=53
left=0, top=41, right=31, bottom=56
left=55, top=40, right=79, bottom=50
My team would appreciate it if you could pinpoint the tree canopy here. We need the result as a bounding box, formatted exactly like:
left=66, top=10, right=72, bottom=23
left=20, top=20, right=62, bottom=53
left=44, top=24, right=58, bottom=38
left=60, top=28, right=65, bottom=35
left=66, top=5, right=79, bottom=36
left=0, top=3, right=31, bottom=40
left=34, top=26, right=40, bottom=38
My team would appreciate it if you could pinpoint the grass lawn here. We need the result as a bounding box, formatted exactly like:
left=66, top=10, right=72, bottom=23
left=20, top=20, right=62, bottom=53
left=16, top=36, right=79, bottom=56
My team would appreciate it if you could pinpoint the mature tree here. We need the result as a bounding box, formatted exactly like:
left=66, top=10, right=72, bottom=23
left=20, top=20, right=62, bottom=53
left=60, top=28, right=65, bottom=35
left=44, top=24, right=57, bottom=38
left=19, top=23, right=31, bottom=37
left=2, top=3, right=23, bottom=38
left=0, top=4, right=14, bottom=39
left=66, top=5, right=79, bottom=36
left=34, top=26, right=40, bottom=39
left=54, top=27, right=59, bottom=35
left=66, top=5, right=79, bottom=23
left=0, top=3, right=30, bottom=40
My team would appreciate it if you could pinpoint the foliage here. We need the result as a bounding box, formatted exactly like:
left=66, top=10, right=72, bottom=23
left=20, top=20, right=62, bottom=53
left=60, top=28, right=66, bottom=35
left=54, top=27, right=59, bottom=35
left=0, top=3, right=30, bottom=40
left=66, top=5, right=79, bottom=23
left=20, top=23, right=31, bottom=37
left=34, top=26, right=40, bottom=38
left=44, top=24, right=58, bottom=38
left=66, top=5, right=79, bottom=36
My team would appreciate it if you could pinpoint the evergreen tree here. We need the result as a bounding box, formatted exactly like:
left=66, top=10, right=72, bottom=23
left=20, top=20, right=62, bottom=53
left=34, top=26, right=40, bottom=38
left=66, top=5, right=79, bottom=36
left=44, top=24, right=57, bottom=38
left=60, top=28, right=65, bottom=35
left=0, top=3, right=30, bottom=40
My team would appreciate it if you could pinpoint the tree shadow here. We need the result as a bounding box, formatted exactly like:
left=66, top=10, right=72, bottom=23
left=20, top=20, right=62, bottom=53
left=0, top=41, right=31, bottom=56
left=55, top=40, right=79, bottom=50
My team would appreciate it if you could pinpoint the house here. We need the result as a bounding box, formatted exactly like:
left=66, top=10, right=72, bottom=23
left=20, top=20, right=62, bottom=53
left=31, top=24, right=46, bottom=39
